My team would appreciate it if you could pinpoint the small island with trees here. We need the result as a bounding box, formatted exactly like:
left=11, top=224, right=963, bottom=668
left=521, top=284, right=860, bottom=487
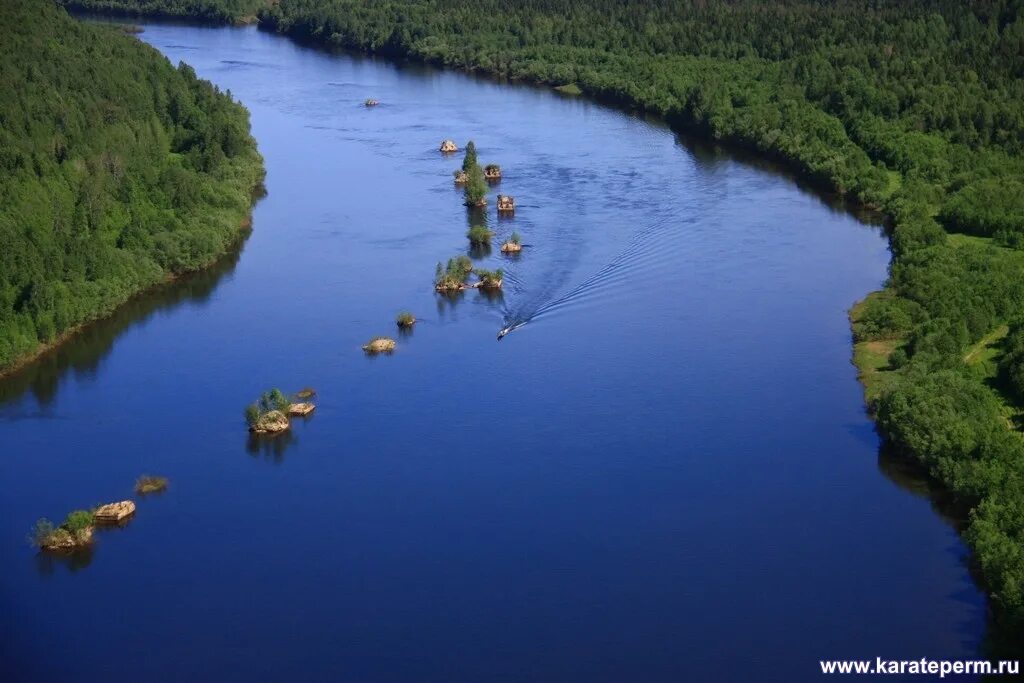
left=501, top=232, right=523, bottom=253
left=461, top=142, right=488, bottom=207
left=467, top=225, right=494, bottom=246
left=31, top=510, right=97, bottom=552
left=245, top=388, right=319, bottom=432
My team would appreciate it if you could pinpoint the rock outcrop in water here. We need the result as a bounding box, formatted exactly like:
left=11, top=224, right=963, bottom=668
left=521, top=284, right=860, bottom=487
left=250, top=410, right=290, bottom=434
left=365, top=98, right=379, bottom=106
left=484, top=164, right=502, bottom=182
left=439, top=139, right=458, bottom=153
left=497, top=194, right=515, bottom=213
left=94, top=500, right=136, bottom=524
left=40, top=526, right=94, bottom=551
left=453, top=170, right=468, bottom=185
left=288, top=402, right=316, bottom=416
left=363, top=337, right=396, bottom=354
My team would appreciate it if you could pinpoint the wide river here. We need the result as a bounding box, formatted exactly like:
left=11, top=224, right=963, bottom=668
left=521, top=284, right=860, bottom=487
left=1, top=21, right=991, bottom=682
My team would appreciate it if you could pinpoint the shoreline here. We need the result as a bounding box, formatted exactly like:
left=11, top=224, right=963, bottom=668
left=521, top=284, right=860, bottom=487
left=0, top=207, right=261, bottom=382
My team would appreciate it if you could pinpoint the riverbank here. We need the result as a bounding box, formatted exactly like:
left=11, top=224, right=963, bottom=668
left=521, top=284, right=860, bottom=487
left=0, top=2, right=265, bottom=375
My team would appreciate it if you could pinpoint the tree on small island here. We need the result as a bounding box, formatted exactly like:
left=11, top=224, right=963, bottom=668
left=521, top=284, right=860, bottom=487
left=245, top=388, right=292, bottom=433
left=396, top=311, right=416, bottom=328
left=135, top=475, right=169, bottom=495
left=460, top=141, right=488, bottom=206
left=435, top=255, right=474, bottom=291
left=464, top=164, right=488, bottom=206
left=462, top=141, right=478, bottom=173
left=31, top=509, right=95, bottom=551
left=510, top=231, right=521, bottom=245
left=467, top=225, right=494, bottom=245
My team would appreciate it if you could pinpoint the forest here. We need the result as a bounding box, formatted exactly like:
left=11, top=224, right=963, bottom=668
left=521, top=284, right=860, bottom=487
left=35, top=0, right=1024, bottom=627
left=0, top=0, right=264, bottom=371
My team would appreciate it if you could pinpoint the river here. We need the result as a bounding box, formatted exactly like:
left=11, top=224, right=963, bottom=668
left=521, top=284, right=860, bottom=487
left=0, top=21, right=989, bottom=682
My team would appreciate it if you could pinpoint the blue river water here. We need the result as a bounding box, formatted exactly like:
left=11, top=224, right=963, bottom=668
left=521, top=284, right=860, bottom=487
left=0, top=21, right=987, bottom=682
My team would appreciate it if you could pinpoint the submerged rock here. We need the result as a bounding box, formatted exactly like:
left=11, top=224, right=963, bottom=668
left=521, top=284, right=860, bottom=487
left=94, top=500, right=136, bottom=524
left=363, top=337, right=397, bottom=354
left=296, top=387, right=317, bottom=399
left=250, top=410, right=290, bottom=434
left=288, top=402, right=316, bottom=417
left=135, top=476, right=168, bottom=495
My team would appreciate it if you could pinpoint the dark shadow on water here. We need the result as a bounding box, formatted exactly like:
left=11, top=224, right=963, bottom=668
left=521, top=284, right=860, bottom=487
left=33, top=546, right=95, bottom=577
left=0, top=240, right=247, bottom=411
left=877, top=442, right=1024, bottom=663
left=435, top=290, right=466, bottom=317
left=679, top=131, right=890, bottom=228
left=877, top=442, right=970, bottom=531
left=476, top=287, right=505, bottom=306
left=246, top=429, right=297, bottom=462
left=468, top=242, right=492, bottom=260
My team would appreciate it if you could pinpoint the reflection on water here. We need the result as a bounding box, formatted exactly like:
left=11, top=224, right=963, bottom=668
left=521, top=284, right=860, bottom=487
left=0, top=242, right=245, bottom=410
left=877, top=443, right=970, bottom=531
left=246, top=430, right=297, bottom=462
left=34, top=546, right=95, bottom=576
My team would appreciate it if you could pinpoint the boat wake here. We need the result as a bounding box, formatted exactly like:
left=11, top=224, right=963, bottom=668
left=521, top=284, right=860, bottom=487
left=496, top=214, right=683, bottom=338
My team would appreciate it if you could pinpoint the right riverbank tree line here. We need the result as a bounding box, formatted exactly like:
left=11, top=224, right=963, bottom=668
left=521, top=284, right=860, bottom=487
left=0, top=0, right=264, bottom=373
left=45, top=0, right=1024, bottom=627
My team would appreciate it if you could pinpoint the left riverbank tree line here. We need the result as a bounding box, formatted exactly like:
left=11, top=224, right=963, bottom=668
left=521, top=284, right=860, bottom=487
left=0, top=0, right=264, bottom=370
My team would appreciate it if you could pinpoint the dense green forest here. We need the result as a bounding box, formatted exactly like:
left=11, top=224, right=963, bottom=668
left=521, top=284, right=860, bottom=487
left=37, top=0, right=1024, bottom=627
left=0, top=0, right=263, bottom=371
left=57, top=0, right=267, bottom=23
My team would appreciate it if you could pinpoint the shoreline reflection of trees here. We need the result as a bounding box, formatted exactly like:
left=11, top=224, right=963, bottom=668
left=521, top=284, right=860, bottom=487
left=33, top=545, right=95, bottom=576
left=0, top=242, right=245, bottom=409
left=246, top=428, right=297, bottom=462
left=876, top=443, right=1023, bottom=662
